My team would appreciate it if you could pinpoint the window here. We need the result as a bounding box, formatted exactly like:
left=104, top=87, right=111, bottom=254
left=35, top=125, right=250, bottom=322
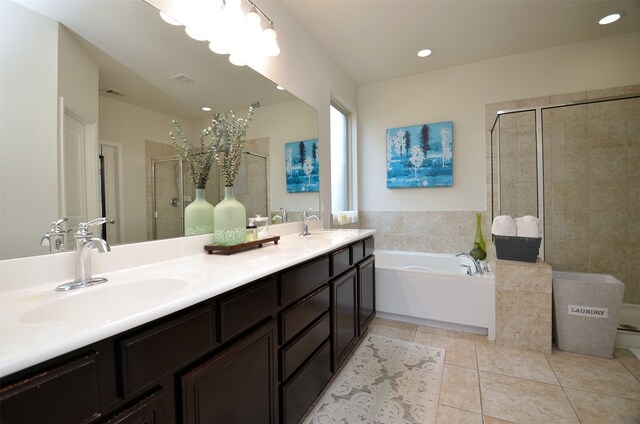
left=330, top=102, right=351, bottom=220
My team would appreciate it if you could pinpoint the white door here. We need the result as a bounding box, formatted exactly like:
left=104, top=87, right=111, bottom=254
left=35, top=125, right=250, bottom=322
left=99, top=143, right=122, bottom=244
left=62, top=113, right=88, bottom=232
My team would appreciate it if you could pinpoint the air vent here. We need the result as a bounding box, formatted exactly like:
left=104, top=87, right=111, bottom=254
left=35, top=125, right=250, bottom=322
left=171, top=74, right=197, bottom=84
left=100, top=88, right=127, bottom=97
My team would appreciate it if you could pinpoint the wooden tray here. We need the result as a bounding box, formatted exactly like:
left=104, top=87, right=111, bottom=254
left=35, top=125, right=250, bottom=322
left=204, top=236, right=281, bottom=255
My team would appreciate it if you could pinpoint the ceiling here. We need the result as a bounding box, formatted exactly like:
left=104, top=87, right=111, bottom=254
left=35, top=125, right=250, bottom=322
left=280, top=0, right=640, bottom=86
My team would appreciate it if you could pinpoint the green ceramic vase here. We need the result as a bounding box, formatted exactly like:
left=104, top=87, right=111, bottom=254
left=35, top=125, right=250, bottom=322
left=470, top=212, right=487, bottom=260
left=214, top=186, right=247, bottom=246
left=184, top=188, right=214, bottom=236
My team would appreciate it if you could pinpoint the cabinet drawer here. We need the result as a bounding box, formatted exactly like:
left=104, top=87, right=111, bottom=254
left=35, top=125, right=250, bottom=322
left=120, top=307, right=212, bottom=396
left=364, top=236, right=375, bottom=257
left=281, top=340, right=332, bottom=424
left=219, top=276, right=278, bottom=343
left=102, top=388, right=166, bottom=424
left=351, top=240, right=365, bottom=264
left=281, top=284, right=330, bottom=344
left=281, top=313, right=330, bottom=381
left=0, top=353, right=100, bottom=423
left=280, top=256, right=330, bottom=306
left=331, top=247, right=351, bottom=277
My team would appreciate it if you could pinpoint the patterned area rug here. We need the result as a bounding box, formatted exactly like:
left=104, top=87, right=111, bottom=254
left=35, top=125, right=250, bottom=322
left=303, top=334, right=445, bottom=424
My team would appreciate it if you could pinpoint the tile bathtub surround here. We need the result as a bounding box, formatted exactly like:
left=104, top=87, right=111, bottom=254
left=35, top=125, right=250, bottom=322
left=495, top=259, right=552, bottom=354
left=357, top=210, right=492, bottom=254
left=368, top=317, right=640, bottom=424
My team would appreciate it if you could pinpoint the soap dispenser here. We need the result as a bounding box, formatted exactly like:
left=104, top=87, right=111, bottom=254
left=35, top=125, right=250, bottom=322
left=246, top=218, right=258, bottom=242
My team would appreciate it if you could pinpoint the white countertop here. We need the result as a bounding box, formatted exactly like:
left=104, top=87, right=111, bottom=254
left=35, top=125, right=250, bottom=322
left=0, top=228, right=375, bottom=378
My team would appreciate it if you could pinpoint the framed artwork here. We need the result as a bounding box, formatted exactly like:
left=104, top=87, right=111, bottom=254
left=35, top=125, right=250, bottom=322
left=386, top=121, right=453, bottom=188
left=285, top=139, right=319, bottom=193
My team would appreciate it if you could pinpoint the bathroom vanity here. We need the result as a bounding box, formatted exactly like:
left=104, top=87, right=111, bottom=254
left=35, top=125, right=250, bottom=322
left=0, top=231, right=375, bottom=423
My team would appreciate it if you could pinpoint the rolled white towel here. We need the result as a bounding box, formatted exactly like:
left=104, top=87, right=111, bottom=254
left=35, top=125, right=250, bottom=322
left=515, top=217, right=540, bottom=238
left=492, top=215, right=516, bottom=236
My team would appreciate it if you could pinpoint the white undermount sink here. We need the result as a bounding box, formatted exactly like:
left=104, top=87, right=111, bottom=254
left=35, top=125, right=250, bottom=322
left=20, top=277, right=190, bottom=324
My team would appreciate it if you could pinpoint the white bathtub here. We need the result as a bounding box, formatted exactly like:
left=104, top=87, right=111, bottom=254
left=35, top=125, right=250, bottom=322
left=375, top=250, right=496, bottom=340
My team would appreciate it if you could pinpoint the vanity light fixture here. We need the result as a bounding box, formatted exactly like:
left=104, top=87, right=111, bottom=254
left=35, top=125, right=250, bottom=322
left=153, top=0, right=280, bottom=67
left=417, top=49, right=432, bottom=58
left=599, top=12, right=623, bottom=25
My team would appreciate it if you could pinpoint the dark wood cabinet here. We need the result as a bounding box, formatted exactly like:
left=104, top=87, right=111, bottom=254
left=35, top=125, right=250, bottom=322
left=0, top=352, right=101, bottom=424
left=182, top=319, right=278, bottom=424
left=280, top=340, right=332, bottom=424
left=119, top=307, right=213, bottom=397
left=101, top=389, right=166, bottom=424
left=181, top=320, right=278, bottom=424
left=280, top=256, right=330, bottom=306
left=358, top=255, right=376, bottom=335
left=331, top=268, right=358, bottom=370
left=0, top=236, right=375, bottom=424
left=218, top=276, right=278, bottom=343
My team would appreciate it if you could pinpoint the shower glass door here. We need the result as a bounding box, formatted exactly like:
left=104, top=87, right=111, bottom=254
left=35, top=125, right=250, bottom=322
left=152, top=157, right=184, bottom=240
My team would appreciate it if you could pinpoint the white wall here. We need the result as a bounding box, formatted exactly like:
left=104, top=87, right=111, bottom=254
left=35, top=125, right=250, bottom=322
left=99, top=96, right=196, bottom=243
left=0, top=1, right=59, bottom=259
left=242, top=2, right=358, bottom=217
left=58, top=26, right=99, bottom=124
left=358, top=31, right=640, bottom=212
left=245, top=99, right=319, bottom=212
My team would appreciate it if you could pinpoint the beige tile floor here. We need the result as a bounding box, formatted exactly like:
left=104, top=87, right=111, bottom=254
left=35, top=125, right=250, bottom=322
left=369, top=317, right=640, bottom=424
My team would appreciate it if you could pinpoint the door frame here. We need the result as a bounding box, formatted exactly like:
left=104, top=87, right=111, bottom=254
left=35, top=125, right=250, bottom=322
left=99, top=140, right=125, bottom=244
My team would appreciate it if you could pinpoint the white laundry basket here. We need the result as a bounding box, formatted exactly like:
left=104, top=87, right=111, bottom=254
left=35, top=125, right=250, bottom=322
left=552, top=271, right=625, bottom=358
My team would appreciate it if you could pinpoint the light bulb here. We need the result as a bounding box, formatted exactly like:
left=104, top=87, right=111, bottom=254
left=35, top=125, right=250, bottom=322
left=263, top=27, right=280, bottom=57
left=229, top=54, right=246, bottom=66
left=246, top=9, right=261, bottom=27
left=159, top=11, right=181, bottom=26
left=209, top=40, right=228, bottom=55
left=185, top=27, right=207, bottom=41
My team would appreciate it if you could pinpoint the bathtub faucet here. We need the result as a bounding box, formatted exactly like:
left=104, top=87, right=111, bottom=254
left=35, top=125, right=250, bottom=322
left=456, top=252, right=483, bottom=275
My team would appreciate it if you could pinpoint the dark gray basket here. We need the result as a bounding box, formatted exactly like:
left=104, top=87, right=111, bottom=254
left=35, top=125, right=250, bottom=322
left=493, top=234, right=541, bottom=262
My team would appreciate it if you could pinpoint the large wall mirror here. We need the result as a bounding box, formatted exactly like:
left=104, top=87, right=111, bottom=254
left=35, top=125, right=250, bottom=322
left=1, top=0, right=319, bottom=260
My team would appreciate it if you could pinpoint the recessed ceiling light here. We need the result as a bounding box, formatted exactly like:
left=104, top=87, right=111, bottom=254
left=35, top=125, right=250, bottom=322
left=417, top=49, right=432, bottom=58
left=599, top=12, right=623, bottom=25
left=276, top=85, right=285, bottom=91
left=201, top=106, right=212, bottom=112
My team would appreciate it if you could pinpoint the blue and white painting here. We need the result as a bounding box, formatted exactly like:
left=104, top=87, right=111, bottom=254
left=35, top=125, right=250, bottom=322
left=386, top=121, right=453, bottom=188
left=285, top=139, right=319, bottom=193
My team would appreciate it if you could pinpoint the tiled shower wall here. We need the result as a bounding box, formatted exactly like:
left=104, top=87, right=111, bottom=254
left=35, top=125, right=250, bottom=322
left=543, top=97, right=639, bottom=304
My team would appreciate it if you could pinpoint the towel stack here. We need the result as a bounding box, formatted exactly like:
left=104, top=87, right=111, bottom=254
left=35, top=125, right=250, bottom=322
left=492, top=215, right=540, bottom=238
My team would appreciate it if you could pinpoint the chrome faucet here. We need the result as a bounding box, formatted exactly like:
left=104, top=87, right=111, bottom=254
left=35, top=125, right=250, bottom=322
left=272, top=208, right=288, bottom=223
left=56, top=218, right=111, bottom=292
left=456, top=252, right=483, bottom=275
left=41, top=216, right=69, bottom=253
left=300, top=208, right=320, bottom=236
